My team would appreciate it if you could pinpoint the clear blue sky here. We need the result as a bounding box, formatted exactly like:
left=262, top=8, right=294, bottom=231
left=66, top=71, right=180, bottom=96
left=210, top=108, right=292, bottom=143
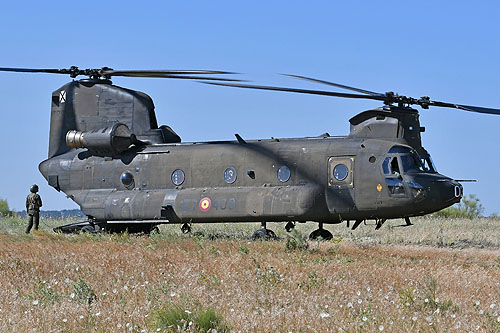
left=0, top=1, right=499, bottom=215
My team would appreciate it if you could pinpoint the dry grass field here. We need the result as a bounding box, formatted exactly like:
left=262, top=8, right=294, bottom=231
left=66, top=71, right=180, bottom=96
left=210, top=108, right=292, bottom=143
left=0, top=216, right=499, bottom=332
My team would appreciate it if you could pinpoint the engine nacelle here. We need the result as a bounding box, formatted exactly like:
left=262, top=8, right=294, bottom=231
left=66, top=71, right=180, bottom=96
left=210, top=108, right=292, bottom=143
left=66, top=123, right=133, bottom=155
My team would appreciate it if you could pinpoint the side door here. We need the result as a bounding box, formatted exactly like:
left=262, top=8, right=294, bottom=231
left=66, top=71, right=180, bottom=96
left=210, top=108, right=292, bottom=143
left=325, top=156, right=355, bottom=214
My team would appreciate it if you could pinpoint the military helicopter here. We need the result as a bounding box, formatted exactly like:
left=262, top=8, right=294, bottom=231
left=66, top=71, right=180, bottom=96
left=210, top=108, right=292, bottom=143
left=1, top=66, right=499, bottom=239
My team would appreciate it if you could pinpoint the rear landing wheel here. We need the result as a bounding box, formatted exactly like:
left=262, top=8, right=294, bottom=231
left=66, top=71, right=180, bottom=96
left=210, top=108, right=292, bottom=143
left=80, top=225, right=96, bottom=234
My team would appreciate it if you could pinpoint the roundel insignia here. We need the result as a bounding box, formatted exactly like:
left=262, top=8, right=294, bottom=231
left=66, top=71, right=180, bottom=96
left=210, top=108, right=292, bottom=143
left=377, top=184, right=382, bottom=192
left=199, top=197, right=212, bottom=212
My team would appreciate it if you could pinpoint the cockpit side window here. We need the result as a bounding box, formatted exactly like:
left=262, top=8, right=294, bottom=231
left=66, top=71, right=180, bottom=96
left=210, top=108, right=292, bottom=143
left=382, top=154, right=407, bottom=196
left=385, top=177, right=406, bottom=196
left=382, top=156, right=402, bottom=176
left=382, top=157, right=391, bottom=175
left=390, top=157, right=400, bottom=175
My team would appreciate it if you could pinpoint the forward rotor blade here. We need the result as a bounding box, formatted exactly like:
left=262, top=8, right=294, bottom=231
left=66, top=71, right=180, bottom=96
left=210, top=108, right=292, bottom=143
left=202, top=81, right=387, bottom=101
left=430, top=100, right=500, bottom=115
left=282, top=74, right=382, bottom=96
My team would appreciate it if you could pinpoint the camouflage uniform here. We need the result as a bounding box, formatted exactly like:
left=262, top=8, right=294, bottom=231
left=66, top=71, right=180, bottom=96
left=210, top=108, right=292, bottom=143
left=26, top=192, right=42, bottom=233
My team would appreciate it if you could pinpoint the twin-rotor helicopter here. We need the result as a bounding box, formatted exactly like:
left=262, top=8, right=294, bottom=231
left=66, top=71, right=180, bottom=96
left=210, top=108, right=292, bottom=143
left=1, top=66, right=498, bottom=240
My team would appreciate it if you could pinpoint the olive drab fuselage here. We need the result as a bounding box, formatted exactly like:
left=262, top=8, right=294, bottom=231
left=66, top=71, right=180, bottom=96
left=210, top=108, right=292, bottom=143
left=38, top=80, right=463, bottom=226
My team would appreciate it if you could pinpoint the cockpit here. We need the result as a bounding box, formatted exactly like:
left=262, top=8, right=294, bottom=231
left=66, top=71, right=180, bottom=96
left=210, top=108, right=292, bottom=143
left=382, top=146, right=437, bottom=176
left=381, top=146, right=437, bottom=198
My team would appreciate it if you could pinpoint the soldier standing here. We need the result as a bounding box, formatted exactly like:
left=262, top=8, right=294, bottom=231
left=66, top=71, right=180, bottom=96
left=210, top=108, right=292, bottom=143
left=26, top=184, right=42, bottom=233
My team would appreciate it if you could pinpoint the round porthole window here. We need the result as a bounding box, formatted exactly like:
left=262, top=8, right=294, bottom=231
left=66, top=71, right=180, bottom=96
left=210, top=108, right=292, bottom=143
left=120, top=171, right=134, bottom=188
left=277, top=165, right=291, bottom=182
left=224, top=167, right=237, bottom=184
left=333, top=164, right=348, bottom=181
left=171, top=169, right=185, bottom=186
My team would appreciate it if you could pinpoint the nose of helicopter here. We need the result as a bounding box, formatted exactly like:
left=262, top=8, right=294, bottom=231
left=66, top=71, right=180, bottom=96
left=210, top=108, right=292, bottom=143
left=442, top=179, right=463, bottom=203
left=429, top=177, right=463, bottom=209
left=409, top=174, right=463, bottom=213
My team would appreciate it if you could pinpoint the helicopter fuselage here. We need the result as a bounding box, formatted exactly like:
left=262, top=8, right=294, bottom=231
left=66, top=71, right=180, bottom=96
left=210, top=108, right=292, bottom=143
left=39, top=134, right=462, bottom=225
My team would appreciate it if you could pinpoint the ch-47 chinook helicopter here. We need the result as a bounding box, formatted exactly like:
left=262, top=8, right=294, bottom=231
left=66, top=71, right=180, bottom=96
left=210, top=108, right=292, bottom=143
left=1, top=66, right=499, bottom=240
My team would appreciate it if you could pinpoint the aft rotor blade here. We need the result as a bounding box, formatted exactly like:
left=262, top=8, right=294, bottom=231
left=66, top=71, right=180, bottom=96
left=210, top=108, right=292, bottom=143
left=0, top=66, right=240, bottom=80
left=430, top=100, right=500, bottom=115
left=202, top=81, right=387, bottom=101
left=101, top=69, right=237, bottom=76
left=282, top=74, right=382, bottom=96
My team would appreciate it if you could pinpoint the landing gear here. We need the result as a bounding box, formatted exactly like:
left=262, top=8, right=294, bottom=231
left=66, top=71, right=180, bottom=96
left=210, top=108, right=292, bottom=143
left=351, top=220, right=363, bottom=230
left=309, top=222, right=333, bottom=241
left=375, top=218, right=387, bottom=230
left=80, top=220, right=98, bottom=234
left=405, top=217, right=413, bottom=226
left=252, top=222, right=277, bottom=240
left=80, top=225, right=96, bottom=234
left=285, top=221, right=295, bottom=232
left=181, top=223, right=191, bottom=234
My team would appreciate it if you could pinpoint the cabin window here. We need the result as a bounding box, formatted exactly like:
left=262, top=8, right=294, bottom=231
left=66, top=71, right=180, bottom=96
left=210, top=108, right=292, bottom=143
left=277, top=165, right=291, bottom=182
left=224, top=167, right=237, bottom=184
left=171, top=169, right=185, bottom=186
left=328, top=157, right=353, bottom=187
left=333, top=163, right=348, bottom=181
left=121, top=171, right=135, bottom=189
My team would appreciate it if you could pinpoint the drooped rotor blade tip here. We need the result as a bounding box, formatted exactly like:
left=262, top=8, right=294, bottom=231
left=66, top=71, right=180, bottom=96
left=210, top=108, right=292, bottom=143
left=199, top=81, right=388, bottom=102
left=107, top=73, right=244, bottom=82
left=280, top=73, right=382, bottom=96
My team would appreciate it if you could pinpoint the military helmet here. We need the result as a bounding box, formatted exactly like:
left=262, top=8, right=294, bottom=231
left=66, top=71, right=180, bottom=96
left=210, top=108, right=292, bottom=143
left=30, top=184, right=39, bottom=193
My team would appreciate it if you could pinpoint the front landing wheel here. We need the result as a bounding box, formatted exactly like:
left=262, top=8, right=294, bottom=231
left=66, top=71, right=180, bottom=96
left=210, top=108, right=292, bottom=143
left=309, top=228, right=333, bottom=241
left=252, top=229, right=277, bottom=240
left=181, top=223, right=191, bottom=234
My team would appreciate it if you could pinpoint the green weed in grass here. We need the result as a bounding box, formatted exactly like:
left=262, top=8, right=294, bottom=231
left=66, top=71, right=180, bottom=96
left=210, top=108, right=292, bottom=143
left=150, top=303, right=229, bottom=332
left=238, top=245, right=249, bottom=254
left=297, top=272, right=324, bottom=291
left=285, top=229, right=309, bottom=251
left=28, top=276, right=61, bottom=305
left=73, top=276, right=97, bottom=306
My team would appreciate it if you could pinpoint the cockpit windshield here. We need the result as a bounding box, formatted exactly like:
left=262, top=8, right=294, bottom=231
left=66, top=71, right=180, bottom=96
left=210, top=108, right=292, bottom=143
left=400, top=154, right=424, bottom=173
left=420, top=156, right=437, bottom=173
left=386, top=146, right=437, bottom=174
